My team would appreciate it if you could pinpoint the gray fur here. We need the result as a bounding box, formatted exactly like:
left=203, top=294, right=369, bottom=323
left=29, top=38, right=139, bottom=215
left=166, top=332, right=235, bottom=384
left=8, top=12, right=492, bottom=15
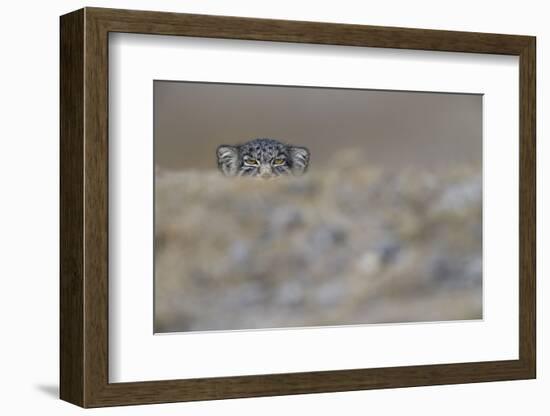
left=217, top=138, right=310, bottom=179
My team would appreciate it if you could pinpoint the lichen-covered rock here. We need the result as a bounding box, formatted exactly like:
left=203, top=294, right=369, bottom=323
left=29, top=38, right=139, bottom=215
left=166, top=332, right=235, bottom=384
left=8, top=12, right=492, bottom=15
left=155, top=152, right=482, bottom=332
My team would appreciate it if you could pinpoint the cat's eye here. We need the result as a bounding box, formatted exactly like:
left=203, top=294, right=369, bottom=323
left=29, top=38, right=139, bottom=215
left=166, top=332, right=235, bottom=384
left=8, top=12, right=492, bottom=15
left=273, top=158, right=285, bottom=165
left=244, top=158, right=259, bottom=166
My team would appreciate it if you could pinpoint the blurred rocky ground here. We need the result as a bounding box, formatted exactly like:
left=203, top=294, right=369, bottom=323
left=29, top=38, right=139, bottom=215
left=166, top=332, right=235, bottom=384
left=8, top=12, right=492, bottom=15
left=155, top=150, right=482, bottom=332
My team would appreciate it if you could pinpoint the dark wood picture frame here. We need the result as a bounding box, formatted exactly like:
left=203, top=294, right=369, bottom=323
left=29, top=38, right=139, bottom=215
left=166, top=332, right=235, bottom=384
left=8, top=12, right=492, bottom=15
left=60, top=7, right=536, bottom=408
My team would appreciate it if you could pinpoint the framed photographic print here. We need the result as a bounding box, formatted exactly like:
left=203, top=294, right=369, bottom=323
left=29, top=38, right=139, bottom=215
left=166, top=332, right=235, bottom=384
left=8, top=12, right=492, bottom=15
left=60, top=7, right=536, bottom=408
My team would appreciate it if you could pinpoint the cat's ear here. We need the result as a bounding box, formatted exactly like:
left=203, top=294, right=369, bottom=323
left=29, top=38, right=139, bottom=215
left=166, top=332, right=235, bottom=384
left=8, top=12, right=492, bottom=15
left=289, top=146, right=310, bottom=175
left=217, top=145, right=239, bottom=176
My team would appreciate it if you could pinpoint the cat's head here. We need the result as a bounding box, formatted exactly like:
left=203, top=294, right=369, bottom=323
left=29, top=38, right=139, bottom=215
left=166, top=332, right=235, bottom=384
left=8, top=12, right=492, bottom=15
left=217, top=138, right=309, bottom=179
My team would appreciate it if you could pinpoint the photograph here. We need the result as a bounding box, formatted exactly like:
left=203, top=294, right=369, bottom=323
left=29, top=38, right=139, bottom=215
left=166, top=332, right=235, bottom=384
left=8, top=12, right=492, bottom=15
left=153, top=81, right=483, bottom=333
left=54, top=5, right=538, bottom=409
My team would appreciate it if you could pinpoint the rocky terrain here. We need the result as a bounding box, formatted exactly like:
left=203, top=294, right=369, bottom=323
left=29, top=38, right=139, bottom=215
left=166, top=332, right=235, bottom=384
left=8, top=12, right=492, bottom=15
left=154, top=150, right=482, bottom=333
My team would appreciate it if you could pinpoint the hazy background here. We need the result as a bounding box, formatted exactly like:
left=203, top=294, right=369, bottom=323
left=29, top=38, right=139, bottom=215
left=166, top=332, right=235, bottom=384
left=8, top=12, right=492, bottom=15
left=154, top=81, right=482, bottom=333
left=154, top=81, right=481, bottom=171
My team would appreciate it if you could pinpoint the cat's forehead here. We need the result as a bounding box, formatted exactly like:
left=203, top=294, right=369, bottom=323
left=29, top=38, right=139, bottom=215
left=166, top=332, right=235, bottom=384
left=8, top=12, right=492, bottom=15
left=240, top=138, right=286, bottom=155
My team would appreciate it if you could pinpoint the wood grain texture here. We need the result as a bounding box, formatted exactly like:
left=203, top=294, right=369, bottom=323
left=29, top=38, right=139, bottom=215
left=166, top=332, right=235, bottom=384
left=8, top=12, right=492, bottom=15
left=59, top=7, right=537, bottom=408
left=89, top=7, right=532, bottom=54
left=83, top=10, right=110, bottom=406
left=59, top=8, right=84, bottom=407
left=519, top=38, right=536, bottom=375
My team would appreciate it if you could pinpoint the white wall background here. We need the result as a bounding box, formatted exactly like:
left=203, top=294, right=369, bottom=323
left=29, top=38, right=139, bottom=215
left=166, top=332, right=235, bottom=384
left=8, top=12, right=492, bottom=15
left=0, top=0, right=545, bottom=414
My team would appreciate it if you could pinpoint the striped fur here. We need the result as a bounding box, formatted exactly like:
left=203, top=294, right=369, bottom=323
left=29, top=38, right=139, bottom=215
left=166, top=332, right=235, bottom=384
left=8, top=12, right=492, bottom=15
left=217, top=138, right=310, bottom=179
